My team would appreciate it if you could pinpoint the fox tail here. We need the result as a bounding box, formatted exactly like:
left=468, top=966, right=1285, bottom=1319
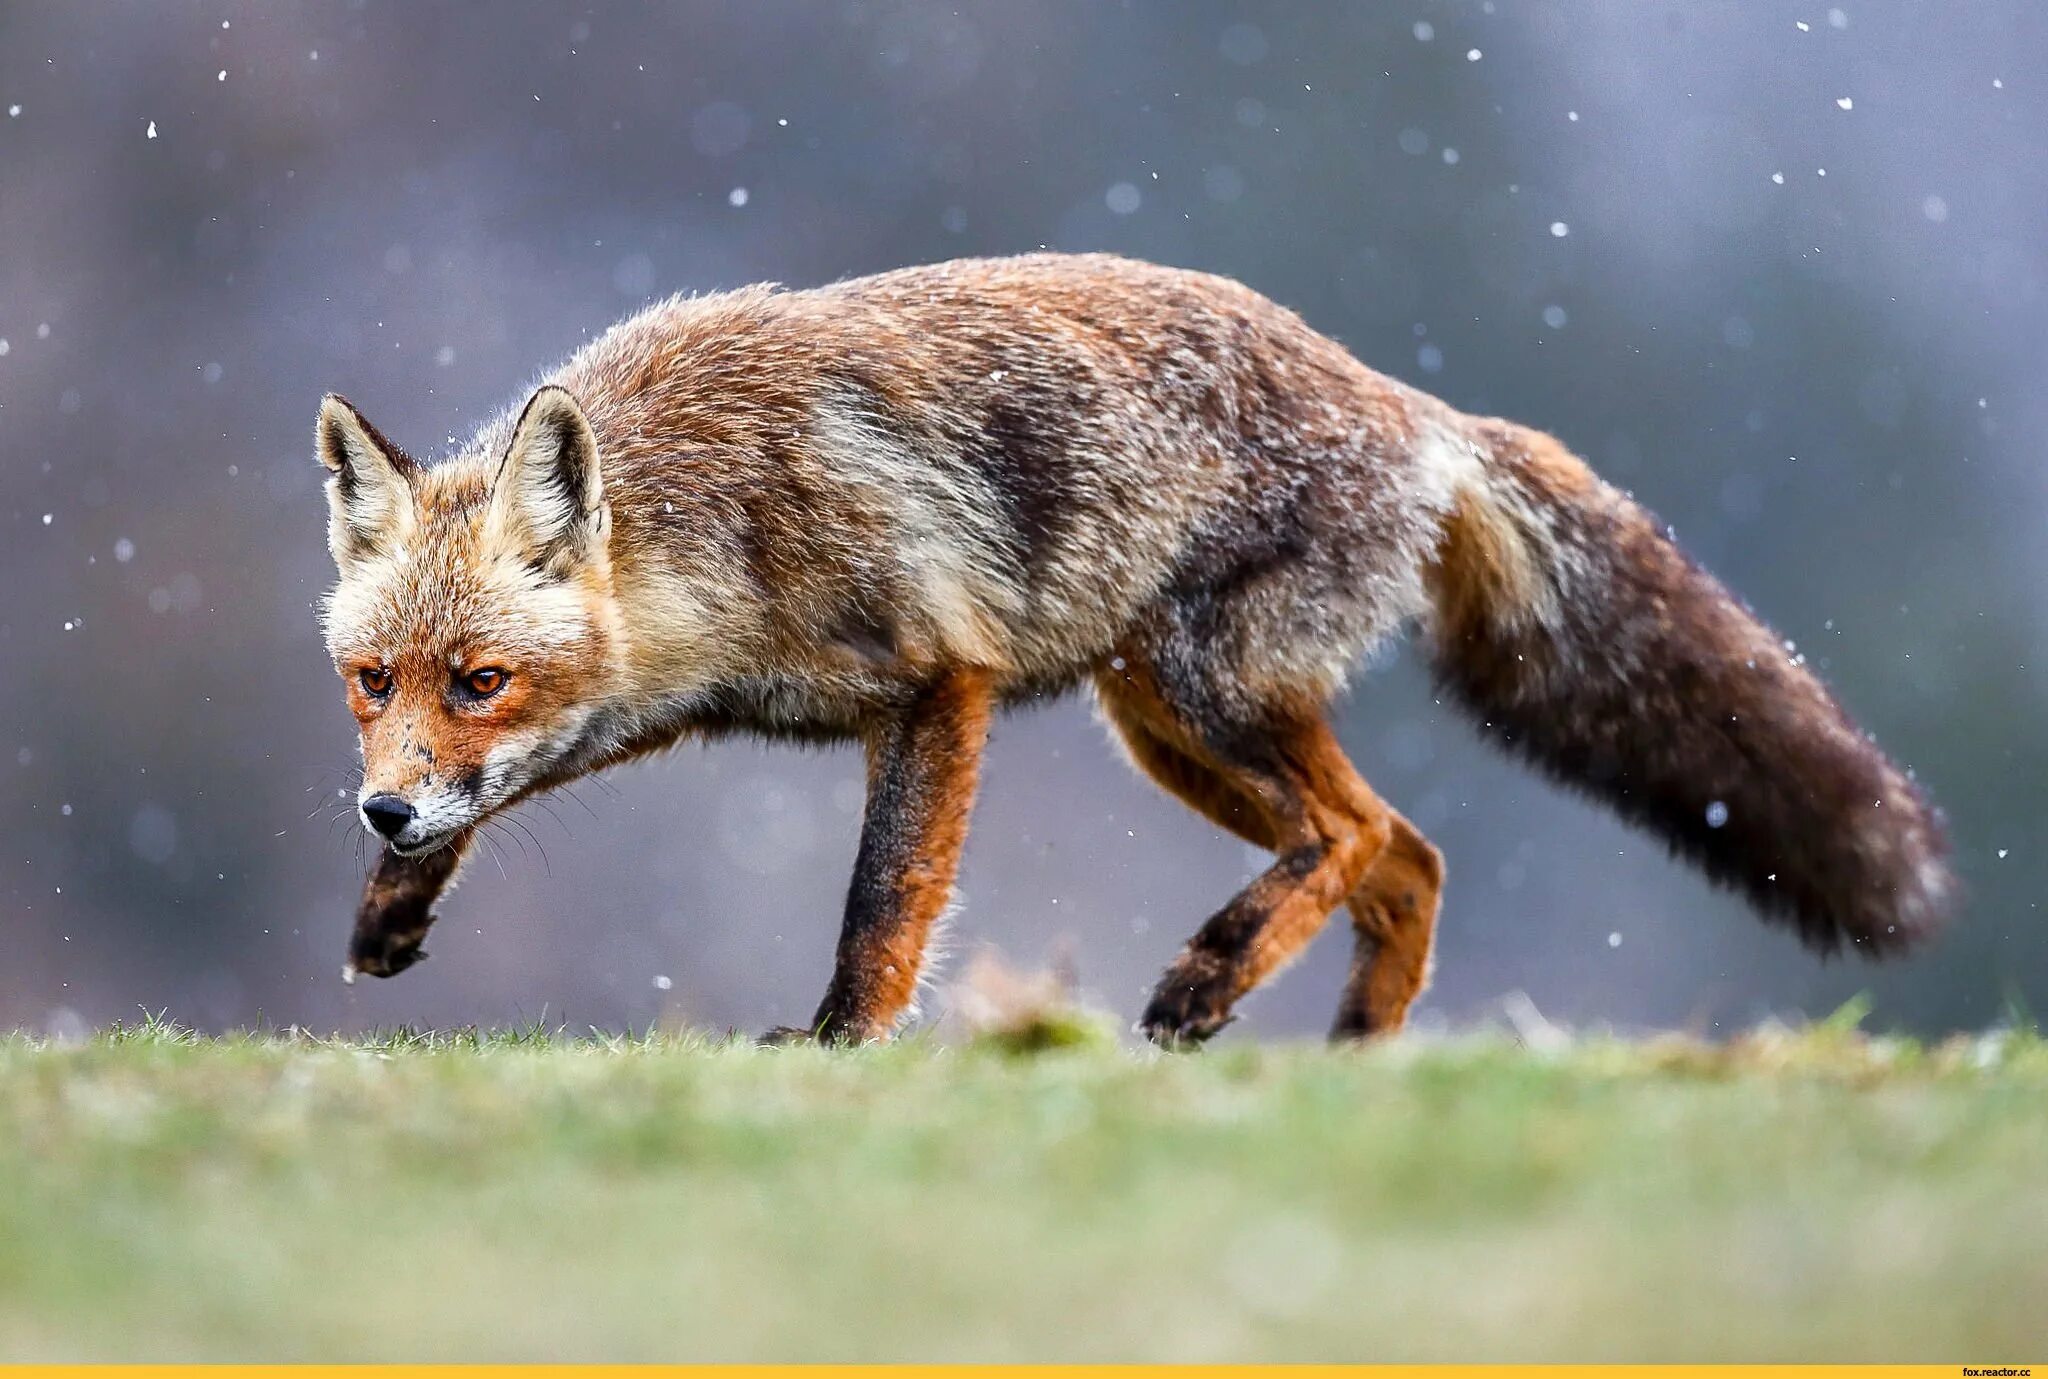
left=1424, top=419, right=1955, bottom=954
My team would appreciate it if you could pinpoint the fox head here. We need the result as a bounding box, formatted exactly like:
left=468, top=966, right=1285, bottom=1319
left=317, top=387, right=622, bottom=855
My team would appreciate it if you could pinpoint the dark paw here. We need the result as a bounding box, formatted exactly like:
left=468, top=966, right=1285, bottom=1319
left=344, top=928, right=430, bottom=983
left=760, top=1013, right=885, bottom=1047
left=1139, top=976, right=1237, bottom=1049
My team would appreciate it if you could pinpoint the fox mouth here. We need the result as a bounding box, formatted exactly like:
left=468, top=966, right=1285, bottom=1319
left=388, top=829, right=462, bottom=858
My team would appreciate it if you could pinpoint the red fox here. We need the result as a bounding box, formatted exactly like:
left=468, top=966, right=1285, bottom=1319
left=318, top=253, right=1954, bottom=1044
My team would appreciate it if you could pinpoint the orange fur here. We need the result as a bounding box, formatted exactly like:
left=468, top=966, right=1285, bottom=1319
left=806, top=669, right=992, bottom=1042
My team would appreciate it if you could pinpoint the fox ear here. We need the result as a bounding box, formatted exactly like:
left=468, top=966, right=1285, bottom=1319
left=316, top=395, right=418, bottom=567
left=486, top=385, right=606, bottom=573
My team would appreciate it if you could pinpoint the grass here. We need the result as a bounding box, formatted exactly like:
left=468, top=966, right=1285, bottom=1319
left=0, top=1012, right=2044, bottom=1361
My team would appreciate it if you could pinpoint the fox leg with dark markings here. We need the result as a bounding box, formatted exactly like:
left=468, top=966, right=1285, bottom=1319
left=769, top=669, right=993, bottom=1045
left=1137, top=716, right=1390, bottom=1046
left=345, top=833, right=471, bottom=980
left=1096, top=663, right=1393, bottom=1046
left=1098, top=674, right=1440, bottom=1040
left=1329, top=812, right=1442, bottom=1040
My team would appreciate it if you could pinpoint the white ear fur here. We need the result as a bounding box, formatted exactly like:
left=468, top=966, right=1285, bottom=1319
left=486, top=385, right=606, bottom=572
left=316, top=394, right=417, bottom=566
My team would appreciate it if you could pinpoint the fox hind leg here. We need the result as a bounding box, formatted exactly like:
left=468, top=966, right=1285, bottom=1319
left=1098, top=670, right=1440, bottom=1041
left=1330, top=812, right=1443, bottom=1040
left=1096, top=680, right=1282, bottom=852
left=1097, top=665, right=1392, bottom=1046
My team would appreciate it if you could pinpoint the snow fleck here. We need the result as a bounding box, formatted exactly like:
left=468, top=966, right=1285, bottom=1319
left=652, top=974, right=673, bottom=991
left=1397, top=127, right=1429, bottom=156
left=1993, top=77, right=2003, bottom=90
left=1997, top=849, right=2009, bottom=860
left=434, top=345, right=456, bottom=367
left=36, top=322, right=50, bottom=339
left=1835, top=96, right=1854, bottom=111
left=217, top=69, right=227, bottom=82
left=1922, top=194, right=1949, bottom=223
left=0, top=339, right=8, bottom=356
left=202, top=361, right=223, bottom=384
left=1105, top=181, right=1142, bottom=215
left=114, top=538, right=134, bottom=563
left=1705, top=800, right=1729, bottom=828
left=1827, top=6, right=1848, bottom=28
left=1440, top=146, right=1460, bottom=165
left=1548, top=220, right=1570, bottom=237
left=146, top=120, right=157, bottom=139
left=1412, top=20, right=1434, bottom=41
left=6, top=104, right=19, bottom=118
left=1607, top=932, right=1623, bottom=948
left=726, top=186, right=749, bottom=207
left=40, top=512, right=52, bottom=526
left=1567, top=110, right=1579, bottom=122
left=1796, top=19, right=1811, bottom=30
left=1417, top=343, right=1444, bottom=374
left=1466, top=47, right=1482, bottom=61
left=1771, top=171, right=1785, bottom=185
left=1542, top=304, right=1568, bottom=329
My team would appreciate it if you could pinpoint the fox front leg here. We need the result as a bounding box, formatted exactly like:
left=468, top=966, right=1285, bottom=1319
left=770, top=671, right=993, bottom=1045
left=343, top=833, right=471, bottom=981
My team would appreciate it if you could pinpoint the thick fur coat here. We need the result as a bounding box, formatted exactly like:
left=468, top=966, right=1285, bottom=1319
left=318, top=253, right=1953, bottom=1043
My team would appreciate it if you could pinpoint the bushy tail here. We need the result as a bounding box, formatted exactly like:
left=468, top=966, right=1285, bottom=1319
left=1426, top=419, right=1955, bottom=955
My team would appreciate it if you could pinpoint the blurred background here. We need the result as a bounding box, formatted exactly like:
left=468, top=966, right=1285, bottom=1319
left=1, top=1, right=2040, bottom=1041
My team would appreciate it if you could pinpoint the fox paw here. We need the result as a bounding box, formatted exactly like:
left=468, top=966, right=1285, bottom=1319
left=344, top=928, right=430, bottom=982
left=759, top=1014, right=886, bottom=1047
left=1138, top=976, right=1237, bottom=1049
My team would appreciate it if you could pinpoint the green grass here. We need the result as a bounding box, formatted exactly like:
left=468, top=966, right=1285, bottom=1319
left=1, top=1015, right=2044, bottom=1361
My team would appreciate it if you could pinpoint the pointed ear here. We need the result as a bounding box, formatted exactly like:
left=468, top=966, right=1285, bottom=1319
left=316, top=394, right=418, bottom=566
left=485, top=385, right=606, bottom=573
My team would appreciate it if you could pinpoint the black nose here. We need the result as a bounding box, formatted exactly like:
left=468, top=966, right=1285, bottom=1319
left=361, top=793, right=415, bottom=839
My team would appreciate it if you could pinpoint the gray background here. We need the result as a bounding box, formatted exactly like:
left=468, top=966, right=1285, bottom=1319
left=1, top=1, right=2040, bottom=1040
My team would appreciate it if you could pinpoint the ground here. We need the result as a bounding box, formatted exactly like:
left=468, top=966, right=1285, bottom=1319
left=0, top=1013, right=2043, bottom=1361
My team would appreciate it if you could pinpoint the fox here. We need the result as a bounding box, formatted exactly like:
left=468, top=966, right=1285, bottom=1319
left=317, top=252, right=1954, bottom=1045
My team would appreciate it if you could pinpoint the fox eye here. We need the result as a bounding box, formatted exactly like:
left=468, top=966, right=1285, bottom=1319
left=462, top=667, right=507, bottom=698
left=358, top=666, right=393, bottom=697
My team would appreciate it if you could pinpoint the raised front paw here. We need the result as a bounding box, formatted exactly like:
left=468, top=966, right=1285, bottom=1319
left=344, top=923, right=431, bottom=982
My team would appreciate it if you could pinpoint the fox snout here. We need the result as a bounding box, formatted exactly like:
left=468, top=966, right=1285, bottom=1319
left=360, top=792, right=414, bottom=839
left=355, top=783, right=471, bottom=854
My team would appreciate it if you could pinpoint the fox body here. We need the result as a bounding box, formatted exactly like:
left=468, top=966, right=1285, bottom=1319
left=319, top=252, right=1953, bottom=1043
